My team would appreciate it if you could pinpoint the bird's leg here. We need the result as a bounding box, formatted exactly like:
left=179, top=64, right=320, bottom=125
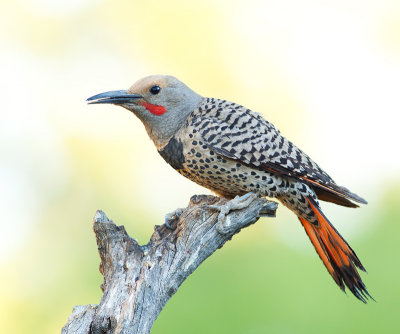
left=164, top=208, right=184, bottom=229
left=205, top=192, right=257, bottom=226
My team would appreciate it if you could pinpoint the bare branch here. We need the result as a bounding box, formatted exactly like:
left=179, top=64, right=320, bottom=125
left=62, top=194, right=277, bottom=334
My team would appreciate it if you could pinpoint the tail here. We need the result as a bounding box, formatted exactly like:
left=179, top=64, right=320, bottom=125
left=299, top=196, right=373, bottom=303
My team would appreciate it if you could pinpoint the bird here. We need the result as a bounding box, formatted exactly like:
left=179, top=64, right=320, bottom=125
left=87, top=74, right=371, bottom=302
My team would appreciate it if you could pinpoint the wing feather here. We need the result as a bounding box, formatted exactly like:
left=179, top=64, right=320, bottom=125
left=192, top=98, right=366, bottom=205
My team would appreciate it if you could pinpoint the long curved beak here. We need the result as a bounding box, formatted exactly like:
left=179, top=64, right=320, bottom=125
left=86, top=90, right=143, bottom=105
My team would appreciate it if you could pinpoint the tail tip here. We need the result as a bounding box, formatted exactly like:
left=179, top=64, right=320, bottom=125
left=351, top=282, right=375, bottom=303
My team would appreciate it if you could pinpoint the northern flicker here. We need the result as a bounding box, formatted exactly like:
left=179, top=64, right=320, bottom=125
left=87, top=75, right=371, bottom=302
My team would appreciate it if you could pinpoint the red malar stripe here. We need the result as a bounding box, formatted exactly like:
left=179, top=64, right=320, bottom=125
left=141, top=101, right=167, bottom=116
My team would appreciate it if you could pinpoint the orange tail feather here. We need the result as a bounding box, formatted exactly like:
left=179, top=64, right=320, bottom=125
left=299, top=196, right=372, bottom=302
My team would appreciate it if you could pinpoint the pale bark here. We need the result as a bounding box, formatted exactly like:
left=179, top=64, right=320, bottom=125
left=62, top=194, right=277, bottom=334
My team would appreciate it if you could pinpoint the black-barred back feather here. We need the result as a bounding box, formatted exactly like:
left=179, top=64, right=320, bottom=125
left=89, top=75, right=370, bottom=302
left=190, top=98, right=367, bottom=206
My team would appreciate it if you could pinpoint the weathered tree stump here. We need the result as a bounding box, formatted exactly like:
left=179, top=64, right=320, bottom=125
left=62, top=194, right=277, bottom=334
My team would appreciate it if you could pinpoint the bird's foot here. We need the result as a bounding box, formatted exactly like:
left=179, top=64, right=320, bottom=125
left=164, top=208, right=184, bottom=229
left=205, top=192, right=257, bottom=227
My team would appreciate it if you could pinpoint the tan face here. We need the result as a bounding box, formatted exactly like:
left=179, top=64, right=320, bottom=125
left=87, top=74, right=203, bottom=148
left=126, top=75, right=186, bottom=116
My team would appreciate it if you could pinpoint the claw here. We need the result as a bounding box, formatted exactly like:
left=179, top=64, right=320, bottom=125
left=205, top=192, right=257, bottom=225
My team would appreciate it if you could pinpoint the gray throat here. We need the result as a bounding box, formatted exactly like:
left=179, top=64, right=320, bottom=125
left=145, top=96, right=203, bottom=150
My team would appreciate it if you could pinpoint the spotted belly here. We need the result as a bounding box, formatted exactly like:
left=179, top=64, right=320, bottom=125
left=158, top=134, right=316, bottom=221
left=178, top=144, right=281, bottom=199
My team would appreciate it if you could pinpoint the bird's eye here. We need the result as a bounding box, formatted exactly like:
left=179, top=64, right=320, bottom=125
left=149, top=85, right=161, bottom=95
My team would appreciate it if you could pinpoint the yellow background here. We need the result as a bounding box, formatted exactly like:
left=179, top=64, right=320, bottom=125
left=1, top=0, right=400, bottom=333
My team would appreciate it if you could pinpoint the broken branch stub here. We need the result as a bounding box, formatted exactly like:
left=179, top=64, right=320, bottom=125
left=62, top=194, right=277, bottom=334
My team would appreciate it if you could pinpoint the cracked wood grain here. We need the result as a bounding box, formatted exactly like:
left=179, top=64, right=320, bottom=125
left=62, top=194, right=277, bottom=334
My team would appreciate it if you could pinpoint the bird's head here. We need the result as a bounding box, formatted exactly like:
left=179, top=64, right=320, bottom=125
left=87, top=75, right=202, bottom=148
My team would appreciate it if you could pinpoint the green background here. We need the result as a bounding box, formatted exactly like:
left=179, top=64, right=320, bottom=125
left=1, top=1, right=399, bottom=333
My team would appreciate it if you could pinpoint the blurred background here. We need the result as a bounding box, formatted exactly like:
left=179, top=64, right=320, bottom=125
left=1, top=0, right=399, bottom=333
